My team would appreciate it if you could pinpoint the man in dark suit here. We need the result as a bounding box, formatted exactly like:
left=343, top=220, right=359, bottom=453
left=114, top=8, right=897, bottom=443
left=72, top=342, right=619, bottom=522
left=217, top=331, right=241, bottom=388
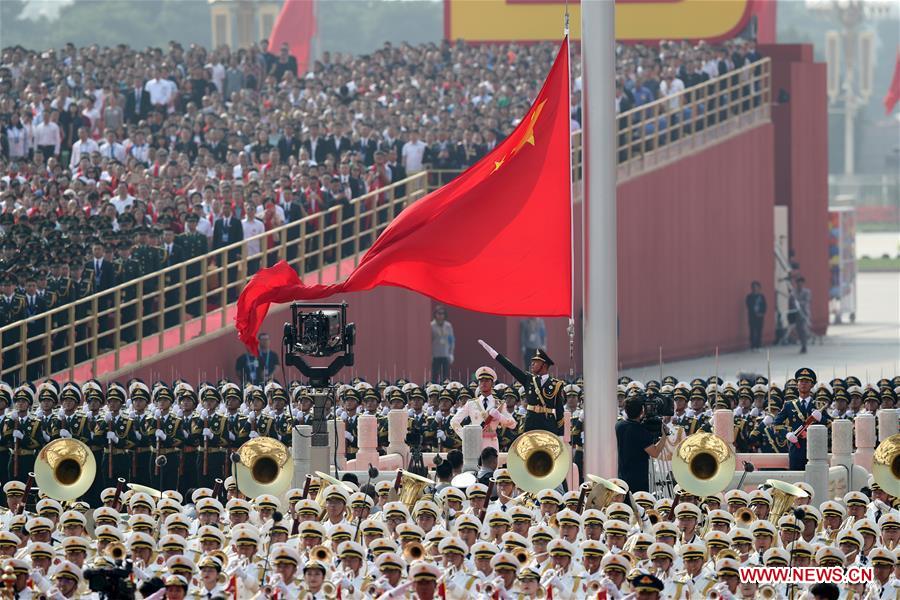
left=334, top=126, right=353, bottom=158
left=277, top=124, right=302, bottom=162
left=85, top=242, right=117, bottom=349
left=124, top=76, right=150, bottom=124
left=745, top=280, right=767, bottom=350
left=212, top=203, right=243, bottom=301
left=302, top=124, right=337, bottom=165
left=161, top=228, right=185, bottom=327
left=22, top=274, right=50, bottom=380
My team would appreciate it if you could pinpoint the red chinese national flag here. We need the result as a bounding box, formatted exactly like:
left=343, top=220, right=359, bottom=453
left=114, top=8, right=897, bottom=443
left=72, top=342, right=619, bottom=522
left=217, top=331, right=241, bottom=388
left=237, top=38, right=572, bottom=354
left=885, top=50, right=900, bottom=115
left=269, top=0, right=316, bottom=75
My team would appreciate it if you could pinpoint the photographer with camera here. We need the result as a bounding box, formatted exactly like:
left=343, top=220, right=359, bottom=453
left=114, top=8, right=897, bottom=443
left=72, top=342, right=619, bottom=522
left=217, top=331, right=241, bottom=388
left=615, top=394, right=668, bottom=493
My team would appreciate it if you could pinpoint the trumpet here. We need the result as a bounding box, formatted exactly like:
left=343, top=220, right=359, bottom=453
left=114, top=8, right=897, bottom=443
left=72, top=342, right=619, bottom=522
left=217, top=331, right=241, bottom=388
left=758, top=584, right=778, bottom=599
left=481, top=576, right=505, bottom=596
left=513, top=548, right=531, bottom=566
left=586, top=580, right=603, bottom=594
left=309, top=545, right=333, bottom=564
left=735, top=507, right=756, bottom=527
left=104, top=542, right=127, bottom=562
left=403, top=541, right=425, bottom=562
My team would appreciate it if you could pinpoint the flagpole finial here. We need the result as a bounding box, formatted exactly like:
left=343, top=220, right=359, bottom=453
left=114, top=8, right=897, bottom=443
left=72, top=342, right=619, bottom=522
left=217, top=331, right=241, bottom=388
left=564, top=0, right=570, bottom=36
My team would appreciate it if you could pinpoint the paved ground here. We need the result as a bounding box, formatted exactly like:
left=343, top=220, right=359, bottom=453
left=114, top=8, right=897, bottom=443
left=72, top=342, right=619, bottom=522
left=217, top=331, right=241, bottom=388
left=857, top=231, right=900, bottom=259
left=621, top=271, right=900, bottom=383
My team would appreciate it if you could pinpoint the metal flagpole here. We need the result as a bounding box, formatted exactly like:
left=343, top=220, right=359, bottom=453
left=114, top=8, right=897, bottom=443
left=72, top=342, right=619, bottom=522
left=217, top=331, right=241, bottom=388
left=582, top=0, right=617, bottom=478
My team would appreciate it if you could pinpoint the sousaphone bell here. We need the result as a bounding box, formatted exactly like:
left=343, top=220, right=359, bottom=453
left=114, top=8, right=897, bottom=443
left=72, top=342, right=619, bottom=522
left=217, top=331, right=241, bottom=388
left=507, top=429, right=572, bottom=494
left=873, top=434, right=900, bottom=498
left=34, top=438, right=96, bottom=501
left=671, top=432, right=735, bottom=497
left=766, top=479, right=808, bottom=523
left=582, top=475, right=626, bottom=511
left=232, top=437, right=293, bottom=498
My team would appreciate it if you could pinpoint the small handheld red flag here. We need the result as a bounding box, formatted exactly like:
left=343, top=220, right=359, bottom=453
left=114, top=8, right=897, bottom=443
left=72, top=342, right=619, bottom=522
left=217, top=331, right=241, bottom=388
left=236, top=38, right=573, bottom=354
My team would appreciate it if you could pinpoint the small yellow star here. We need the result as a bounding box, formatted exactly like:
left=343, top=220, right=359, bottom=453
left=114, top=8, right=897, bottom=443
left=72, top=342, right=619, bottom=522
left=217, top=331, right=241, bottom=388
left=493, top=158, right=505, bottom=172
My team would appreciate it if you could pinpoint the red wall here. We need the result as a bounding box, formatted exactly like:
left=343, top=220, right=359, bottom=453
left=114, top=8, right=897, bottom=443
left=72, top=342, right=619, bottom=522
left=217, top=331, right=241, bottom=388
left=762, top=44, right=830, bottom=335
left=616, top=124, right=776, bottom=365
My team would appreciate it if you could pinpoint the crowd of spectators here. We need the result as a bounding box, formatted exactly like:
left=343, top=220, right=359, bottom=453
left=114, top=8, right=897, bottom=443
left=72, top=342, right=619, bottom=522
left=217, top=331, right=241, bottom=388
left=0, top=36, right=760, bottom=377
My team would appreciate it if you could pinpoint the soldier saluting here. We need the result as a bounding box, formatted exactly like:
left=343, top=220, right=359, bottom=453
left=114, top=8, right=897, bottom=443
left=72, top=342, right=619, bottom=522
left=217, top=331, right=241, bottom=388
left=478, top=340, right=565, bottom=435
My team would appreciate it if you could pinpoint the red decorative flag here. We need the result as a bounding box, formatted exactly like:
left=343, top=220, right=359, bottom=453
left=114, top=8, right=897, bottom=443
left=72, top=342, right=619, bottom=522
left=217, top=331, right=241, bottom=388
left=236, top=38, right=572, bottom=354
left=885, top=50, right=900, bottom=115
left=269, top=0, right=317, bottom=76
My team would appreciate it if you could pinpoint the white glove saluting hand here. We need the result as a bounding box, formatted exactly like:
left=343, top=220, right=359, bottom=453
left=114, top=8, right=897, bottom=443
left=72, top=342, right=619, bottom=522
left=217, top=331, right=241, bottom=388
left=155, top=430, right=167, bottom=441
left=478, top=339, right=498, bottom=359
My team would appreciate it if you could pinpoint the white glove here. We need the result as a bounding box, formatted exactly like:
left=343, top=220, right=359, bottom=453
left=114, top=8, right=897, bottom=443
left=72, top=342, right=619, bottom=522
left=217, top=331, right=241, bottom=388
left=344, top=430, right=354, bottom=441
left=155, top=430, right=167, bottom=441
left=199, top=408, right=209, bottom=420
left=812, top=409, right=822, bottom=422
left=42, top=431, right=50, bottom=442
left=448, top=354, right=454, bottom=365
left=478, top=339, right=498, bottom=359
left=291, top=408, right=303, bottom=421
left=107, top=431, right=119, bottom=444
left=134, top=432, right=142, bottom=441
left=249, top=431, right=259, bottom=438
left=436, top=429, right=447, bottom=443
left=762, top=415, right=774, bottom=426
left=787, top=432, right=799, bottom=444
left=749, top=407, right=760, bottom=417
left=227, top=431, right=236, bottom=441
left=408, top=409, right=415, bottom=417
left=59, top=428, right=71, bottom=439
left=12, top=430, right=23, bottom=440
left=489, top=408, right=502, bottom=420
left=203, top=428, right=214, bottom=440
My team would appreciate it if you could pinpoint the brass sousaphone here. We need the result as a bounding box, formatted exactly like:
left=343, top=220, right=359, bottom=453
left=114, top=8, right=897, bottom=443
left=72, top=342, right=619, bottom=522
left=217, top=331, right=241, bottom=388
left=34, top=438, right=97, bottom=501
left=232, top=437, right=293, bottom=498
left=671, top=432, right=736, bottom=497
left=507, top=429, right=572, bottom=494
left=766, top=479, right=809, bottom=523
left=396, top=470, right=436, bottom=509
left=873, top=434, right=900, bottom=498
left=582, top=475, right=626, bottom=511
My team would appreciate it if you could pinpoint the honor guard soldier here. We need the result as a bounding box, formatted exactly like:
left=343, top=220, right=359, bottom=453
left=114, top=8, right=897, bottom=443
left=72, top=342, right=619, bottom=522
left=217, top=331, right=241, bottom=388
left=93, top=383, right=133, bottom=487
left=265, top=383, right=294, bottom=445
left=151, top=385, right=183, bottom=488
left=124, top=381, right=153, bottom=488
left=0, top=274, right=27, bottom=384
left=198, top=384, right=227, bottom=485
left=176, top=385, right=203, bottom=495
left=407, top=386, right=437, bottom=451
left=764, top=368, right=830, bottom=470
left=565, top=384, right=584, bottom=482
left=34, top=381, right=59, bottom=442
left=222, top=383, right=250, bottom=463
left=340, top=387, right=361, bottom=459
left=2, top=386, right=41, bottom=482
left=479, top=340, right=566, bottom=435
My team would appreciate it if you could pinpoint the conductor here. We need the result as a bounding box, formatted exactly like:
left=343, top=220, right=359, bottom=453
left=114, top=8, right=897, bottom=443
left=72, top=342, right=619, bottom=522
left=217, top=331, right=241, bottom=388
left=477, top=339, right=565, bottom=435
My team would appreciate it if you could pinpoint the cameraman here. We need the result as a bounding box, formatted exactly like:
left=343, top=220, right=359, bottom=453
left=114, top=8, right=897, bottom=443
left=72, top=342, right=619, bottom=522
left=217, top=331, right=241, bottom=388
left=615, top=395, right=667, bottom=493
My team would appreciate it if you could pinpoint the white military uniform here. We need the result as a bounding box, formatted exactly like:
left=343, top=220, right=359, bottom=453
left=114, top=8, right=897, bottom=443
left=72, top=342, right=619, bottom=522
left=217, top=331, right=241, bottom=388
left=450, top=395, right=516, bottom=451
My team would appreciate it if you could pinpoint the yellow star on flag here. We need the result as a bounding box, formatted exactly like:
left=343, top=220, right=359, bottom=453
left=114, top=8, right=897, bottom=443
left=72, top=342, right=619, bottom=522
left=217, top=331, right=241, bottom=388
left=493, top=158, right=505, bottom=172
left=511, top=99, right=547, bottom=156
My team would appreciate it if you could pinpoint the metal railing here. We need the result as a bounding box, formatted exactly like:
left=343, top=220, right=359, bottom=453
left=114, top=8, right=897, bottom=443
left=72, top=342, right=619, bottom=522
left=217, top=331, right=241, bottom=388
left=0, top=173, right=429, bottom=384
left=428, top=58, right=771, bottom=189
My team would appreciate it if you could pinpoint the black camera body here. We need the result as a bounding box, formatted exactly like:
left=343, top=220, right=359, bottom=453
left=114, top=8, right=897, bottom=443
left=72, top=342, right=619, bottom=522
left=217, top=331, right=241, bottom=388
left=84, top=563, right=135, bottom=600
left=283, top=302, right=355, bottom=387
left=639, top=391, right=675, bottom=439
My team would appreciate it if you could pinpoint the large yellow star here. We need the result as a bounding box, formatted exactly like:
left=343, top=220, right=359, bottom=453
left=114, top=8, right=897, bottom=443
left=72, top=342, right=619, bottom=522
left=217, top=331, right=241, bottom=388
left=493, top=158, right=505, bottom=172
left=511, top=99, right=547, bottom=156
